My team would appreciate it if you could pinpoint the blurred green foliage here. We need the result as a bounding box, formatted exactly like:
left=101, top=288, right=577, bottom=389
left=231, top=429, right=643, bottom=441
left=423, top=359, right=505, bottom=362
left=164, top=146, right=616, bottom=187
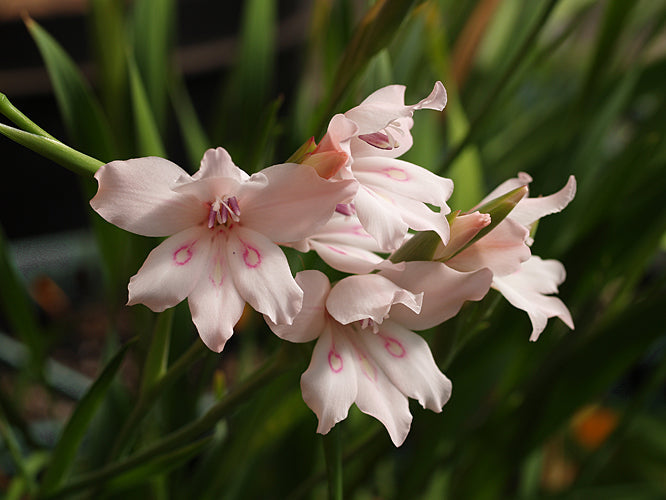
left=0, top=0, right=664, bottom=498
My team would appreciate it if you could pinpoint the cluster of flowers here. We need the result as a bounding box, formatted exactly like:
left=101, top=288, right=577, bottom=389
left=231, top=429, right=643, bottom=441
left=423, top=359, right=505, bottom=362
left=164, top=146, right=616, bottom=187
left=90, top=82, right=575, bottom=446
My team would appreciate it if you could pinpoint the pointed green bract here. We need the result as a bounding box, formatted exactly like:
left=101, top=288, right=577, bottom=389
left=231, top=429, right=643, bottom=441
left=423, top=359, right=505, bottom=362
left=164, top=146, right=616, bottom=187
left=450, top=185, right=528, bottom=257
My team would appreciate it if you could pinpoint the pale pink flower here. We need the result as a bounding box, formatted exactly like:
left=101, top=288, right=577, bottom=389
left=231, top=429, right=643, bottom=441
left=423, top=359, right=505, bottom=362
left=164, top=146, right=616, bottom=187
left=267, top=265, right=492, bottom=446
left=493, top=256, right=574, bottom=341
left=90, top=147, right=356, bottom=352
left=442, top=174, right=577, bottom=339
left=308, top=82, right=453, bottom=251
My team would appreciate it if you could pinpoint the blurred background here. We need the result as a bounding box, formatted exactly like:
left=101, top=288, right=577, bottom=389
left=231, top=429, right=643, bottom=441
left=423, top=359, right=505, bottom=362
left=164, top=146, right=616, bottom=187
left=0, top=0, right=664, bottom=498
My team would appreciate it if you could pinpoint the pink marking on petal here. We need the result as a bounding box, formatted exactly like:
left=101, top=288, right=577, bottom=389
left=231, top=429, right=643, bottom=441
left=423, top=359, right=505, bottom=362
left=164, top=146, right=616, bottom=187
left=173, top=244, right=194, bottom=265
left=325, top=245, right=347, bottom=255
left=242, top=244, right=261, bottom=268
left=328, top=350, right=343, bottom=373
left=382, top=336, right=406, bottom=358
left=350, top=225, right=371, bottom=238
left=381, top=167, right=409, bottom=181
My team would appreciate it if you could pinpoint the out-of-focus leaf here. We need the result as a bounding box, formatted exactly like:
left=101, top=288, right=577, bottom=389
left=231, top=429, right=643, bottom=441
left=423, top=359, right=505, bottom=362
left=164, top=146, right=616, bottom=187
left=170, top=76, right=211, bottom=169
left=128, top=56, right=166, bottom=157
left=102, top=437, right=212, bottom=494
left=323, top=0, right=417, bottom=126
left=39, top=340, right=136, bottom=495
left=89, top=0, right=130, bottom=152
left=140, top=309, right=173, bottom=394
left=420, top=2, right=484, bottom=207
left=579, top=0, right=638, bottom=105
left=131, top=0, right=176, bottom=131
left=0, top=226, right=44, bottom=374
left=26, top=17, right=117, bottom=161
left=213, top=0, right=276, bottom=162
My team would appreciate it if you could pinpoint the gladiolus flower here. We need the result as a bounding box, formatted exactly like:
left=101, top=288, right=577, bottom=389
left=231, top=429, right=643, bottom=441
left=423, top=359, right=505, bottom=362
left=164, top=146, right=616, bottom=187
left=267, top=265, right=491, bottom=446
left=90, top=147, right=356, bottom=352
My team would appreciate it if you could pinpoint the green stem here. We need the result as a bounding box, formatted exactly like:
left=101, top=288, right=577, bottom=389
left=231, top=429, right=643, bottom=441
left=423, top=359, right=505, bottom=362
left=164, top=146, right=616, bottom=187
left=41, top=348, right=290, bottom=499
left=0, top=123, right=102, bottom=177
left=0, top=92, right=55, bottom=139
left=322, top=426, right=343, bottom=500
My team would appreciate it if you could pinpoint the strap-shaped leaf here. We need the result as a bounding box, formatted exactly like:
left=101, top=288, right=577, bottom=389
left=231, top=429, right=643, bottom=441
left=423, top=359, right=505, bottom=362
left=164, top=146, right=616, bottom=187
left=39, top=340, right=136, bottom=494
left=26, top=18, right=117, bottom=161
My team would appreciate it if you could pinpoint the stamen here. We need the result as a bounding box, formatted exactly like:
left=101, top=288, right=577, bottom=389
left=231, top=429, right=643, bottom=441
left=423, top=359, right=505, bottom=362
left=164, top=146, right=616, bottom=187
left=359, top=318, right=380, bottom=334
left=358, top=132, right=393, bottom=150
left=358, top=122, right=400, bottom=150
left=207, top=195, right=241, bottom=228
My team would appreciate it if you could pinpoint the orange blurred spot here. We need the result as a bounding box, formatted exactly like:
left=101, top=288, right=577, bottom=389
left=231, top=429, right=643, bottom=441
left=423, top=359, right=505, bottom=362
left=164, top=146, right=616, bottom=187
left=571, top=405, right=619, bottom=450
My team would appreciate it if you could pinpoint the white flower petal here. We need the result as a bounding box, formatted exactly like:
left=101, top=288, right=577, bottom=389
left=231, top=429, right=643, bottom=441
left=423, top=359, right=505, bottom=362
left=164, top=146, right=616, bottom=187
left=359, top=320, right=452, bottom=412
left=350, top=335, right=413, bottom=447
left=194, top=147, right=249, bottom=182
left=238, top=163, right=357, bottom=242
left=510, top=176, right=577, bottom=228
left=301, top=325, right=358, bottom=435
left=354, top=185, right=409, bottom=250
left=326, top=274, right=422, bottom=326
left=310, top=240, right=390, bottom=274
left=492, top=256, right=574, bottom=341
left=91, top=157, right=204, bottom=237
left=352, top=157, right=453, bottom=207
left=393, top=194, right=451, bottom=245
left=226, top=226, right=303, bottom=325
left=187, top=236, right=246, bottom=352
left=383, top=261, right=493, bottom=331
left=266, top=270, right=330, bottom=343
left=128, top=226, right=212, bottom=311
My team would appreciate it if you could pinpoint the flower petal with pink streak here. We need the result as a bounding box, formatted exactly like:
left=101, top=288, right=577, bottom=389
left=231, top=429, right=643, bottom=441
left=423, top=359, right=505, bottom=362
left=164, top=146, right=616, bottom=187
left=383, top=261, right=493, bottom=331
left=326, top=274, right=422, bottom=326
left=301, top=324, right=358, bottom=435
left=359, top=320, right=452, bottom=412
left=91, top=157, right=205, bottom=237
left=226, top=226, right=303, bottom=325
left=510, top=176, right=577, bottom=228
left=492, top=256, right=574, bottom=341
left=446, top=218, right=530, bottom=276
left=350, top=333, right=413, bottom=447
left=238, top=163, right=357, bottom=243
left=266, top=270, right=330, bottom=343
left=128, top=225, right=212, bottom=311
left=187, top=236, right=246, bottom=352
left=352, top=157, right=453, bottom=207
